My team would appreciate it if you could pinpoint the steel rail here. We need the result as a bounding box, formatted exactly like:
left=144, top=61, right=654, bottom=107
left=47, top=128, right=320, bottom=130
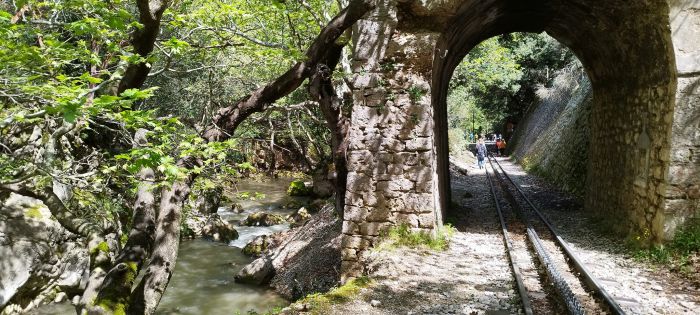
left=485, top=163, right=534, bottom=315
left=490, top=156, right=626, bottom=315
left=488, top=155, right=585, bottom=315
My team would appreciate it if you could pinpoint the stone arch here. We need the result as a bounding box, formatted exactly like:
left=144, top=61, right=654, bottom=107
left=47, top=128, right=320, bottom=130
left=431, top=0, right=677, bottom=241
left=341, top=0, right=687, bottom=279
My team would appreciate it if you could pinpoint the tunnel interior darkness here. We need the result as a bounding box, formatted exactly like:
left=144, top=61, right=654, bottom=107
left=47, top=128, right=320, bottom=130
left=431, top=0, right=677, bottom=241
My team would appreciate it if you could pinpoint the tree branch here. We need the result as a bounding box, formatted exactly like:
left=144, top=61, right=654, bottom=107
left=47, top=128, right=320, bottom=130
left=202, top=0, right=374, bottom=142
left=117, top=0, right=172, bottom=93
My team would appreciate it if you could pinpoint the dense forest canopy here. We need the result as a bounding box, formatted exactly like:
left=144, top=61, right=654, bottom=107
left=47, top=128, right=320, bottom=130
left=447, top=33, right=578, bottom=155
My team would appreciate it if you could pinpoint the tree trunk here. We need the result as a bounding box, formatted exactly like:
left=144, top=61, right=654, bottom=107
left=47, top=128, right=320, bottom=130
left=83, top=130, right=157, bottom=314
left=127, top=176, right=192, bottom=315
left=308, top=42, right=350, bottom=217
left=117, top=0, right=172, bottom=93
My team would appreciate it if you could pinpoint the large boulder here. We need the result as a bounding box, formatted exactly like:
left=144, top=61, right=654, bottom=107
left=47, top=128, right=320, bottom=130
left=241, top=212, right=285, bottom=227
left=234, top=257, right=274, bottom=285
left=0, top=194, right=89, bottom=313
left=183, top=213, right=238, bottom=243
left=235, top=204, right=342, bottom=300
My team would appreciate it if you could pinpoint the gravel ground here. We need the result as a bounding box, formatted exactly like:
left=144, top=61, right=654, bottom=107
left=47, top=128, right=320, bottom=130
left=317, top=160, right=523, bottom=315
left=288, top=156, right=698, bottom=315
left=493, top=157, right=700, bottom=314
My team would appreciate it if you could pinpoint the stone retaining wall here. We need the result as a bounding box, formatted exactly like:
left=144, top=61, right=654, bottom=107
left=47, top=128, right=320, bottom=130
left=509, top=70, right=592, bottom=197
left=665, top=0, right=700, bottom=240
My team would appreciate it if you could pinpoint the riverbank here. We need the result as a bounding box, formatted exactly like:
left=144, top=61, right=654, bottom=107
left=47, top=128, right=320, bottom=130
left=25, top=177, right=309, bottom=315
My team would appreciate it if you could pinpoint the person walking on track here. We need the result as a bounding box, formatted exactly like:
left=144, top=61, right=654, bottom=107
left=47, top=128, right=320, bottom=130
left=476, top=138, right=487, bottom=169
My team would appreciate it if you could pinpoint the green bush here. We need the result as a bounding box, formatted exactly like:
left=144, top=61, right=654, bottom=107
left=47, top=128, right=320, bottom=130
left=670, top=221, right=700, bottom=255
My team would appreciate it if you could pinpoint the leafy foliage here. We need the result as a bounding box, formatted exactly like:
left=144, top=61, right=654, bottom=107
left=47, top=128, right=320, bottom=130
left=0, top=0, right=282, bottom=237
left=287, top=179, right=312, bottom=196
left=447, top=33, right=576, bottom=148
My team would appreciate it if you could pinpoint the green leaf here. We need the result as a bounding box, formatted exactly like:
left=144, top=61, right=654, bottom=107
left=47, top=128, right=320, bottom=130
left=62, top=102, right=81, bottom=123
left=80, top=72, right=103, bottom=84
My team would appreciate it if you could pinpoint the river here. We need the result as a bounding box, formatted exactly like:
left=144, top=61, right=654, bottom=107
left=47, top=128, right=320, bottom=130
left=32, top=177, right=303, bottom=314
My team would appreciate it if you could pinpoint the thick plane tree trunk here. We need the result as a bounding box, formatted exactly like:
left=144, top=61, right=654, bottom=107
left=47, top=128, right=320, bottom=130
left=83, top=129, right=157, bottom=314
left=127, top=175, right=194, bottom=314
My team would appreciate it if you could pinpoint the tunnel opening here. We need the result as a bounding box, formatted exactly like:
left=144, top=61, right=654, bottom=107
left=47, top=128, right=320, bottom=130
left=444, top=31, right=589, bottom=218
left=445, top=32, right=586, bottom=177
left=431, top=0, right=677, bottom=243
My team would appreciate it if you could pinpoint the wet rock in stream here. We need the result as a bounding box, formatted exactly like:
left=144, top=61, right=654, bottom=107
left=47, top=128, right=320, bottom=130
left=241, top=212, right=286, bottom=227
left=242, top=235, right=271, bottom=257
left=183, top=213, right=238, bottom=243
left=201, top=215, right=238, bottom=242
left=235, top=203, right=342, bottom=300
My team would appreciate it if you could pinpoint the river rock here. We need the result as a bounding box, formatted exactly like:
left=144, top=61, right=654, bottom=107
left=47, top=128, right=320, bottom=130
left=183, top=212, right=238, bottom=243
left=287, top=180, right=312, bottom=196
left=0, top=193, right=88, bottom=313
left=286, top=207, right=311, bottom=227
left=236, top=204, right=342, bottom=300
left=242, top=235, right=270, bottom=257
left=230, top=202, right=244, bottom=214
left=234, top=257, right=274, bottom=285
left=201, top=214, right=238, bottom=243
left=241, top=212, right=285, bottom=226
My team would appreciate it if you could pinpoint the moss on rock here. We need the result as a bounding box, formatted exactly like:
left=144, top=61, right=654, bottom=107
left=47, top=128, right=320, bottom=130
left=287, top=180, right=312, bottom=196
left=242, top=212, right=286, bottom=226
left=242, top=235, right=270, bottom=257
left=24, top=205, right=44, bottom=219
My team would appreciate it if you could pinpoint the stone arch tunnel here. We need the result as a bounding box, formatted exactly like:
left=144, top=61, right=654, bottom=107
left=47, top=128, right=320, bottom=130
left=341, top=0, right=699, bottom=279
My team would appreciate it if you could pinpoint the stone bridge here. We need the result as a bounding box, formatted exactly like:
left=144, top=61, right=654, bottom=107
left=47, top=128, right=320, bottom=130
left=340, top=0, right=700, bottom=279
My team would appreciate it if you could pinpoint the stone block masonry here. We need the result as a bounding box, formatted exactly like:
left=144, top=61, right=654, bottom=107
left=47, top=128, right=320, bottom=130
left=664, top=0, right=700, bottom=240
left=342, top=0, right=440, bottom=281
left=340, top=0, right=697, bottom=279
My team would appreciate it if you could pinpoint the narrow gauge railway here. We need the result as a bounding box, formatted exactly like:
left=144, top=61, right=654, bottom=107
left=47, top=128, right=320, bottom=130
left=485, top=154, right=626, bottom=315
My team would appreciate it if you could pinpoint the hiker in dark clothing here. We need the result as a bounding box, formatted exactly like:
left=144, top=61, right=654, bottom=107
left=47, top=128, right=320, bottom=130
left=476, top=138, right=487, bottom=169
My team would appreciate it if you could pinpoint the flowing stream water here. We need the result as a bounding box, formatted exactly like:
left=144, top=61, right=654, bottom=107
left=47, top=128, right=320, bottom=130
left=31, top=177, right=305, bottom=315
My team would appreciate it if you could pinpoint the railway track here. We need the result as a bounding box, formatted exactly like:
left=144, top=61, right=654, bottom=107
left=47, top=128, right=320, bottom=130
left=485, top=154, right=626, bottom=315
